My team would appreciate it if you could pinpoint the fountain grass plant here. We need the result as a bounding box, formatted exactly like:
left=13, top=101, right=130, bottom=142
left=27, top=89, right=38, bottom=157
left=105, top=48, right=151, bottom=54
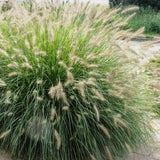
left=148, top=56, right=160, bottom=115
left=0, top=1, right=152, bottom=160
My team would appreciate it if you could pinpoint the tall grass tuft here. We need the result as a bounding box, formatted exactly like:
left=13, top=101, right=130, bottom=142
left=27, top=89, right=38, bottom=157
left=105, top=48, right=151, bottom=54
left=0, top=2, right=152, bottom=160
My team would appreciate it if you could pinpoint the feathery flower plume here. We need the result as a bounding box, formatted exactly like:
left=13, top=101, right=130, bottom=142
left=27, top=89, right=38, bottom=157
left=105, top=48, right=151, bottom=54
left=50, top=108, right=56, bottom=121
left=22, top=62, right=32, bottom=69
left=82, top=97, right=90, bottom=104
left=61, top=92, right=69, bottom=106
left=33, top=47, right=46, bottom=56
left=6, top=90, right=11, bottom=98
left=125, top=143, right=132, bottom=153
left=93, top=105, right=100, bottom=121
left=21, top=128, right=25, bottom=136
left=114, top=117, right=128, bottom=128
left=99, top=51, right=112, bottom=57
left=125, top=13, right=136, bottom=22
left=7, top=62, right=18, bottom=68
left=65, top=70, right=74, bottom=86
left=67, top=70, right=74, bottom=82
left=134, top=27, right=145, bottom=35
left=57, top=50, right=62, bottom=58
left=13, top=48, right=23, bottom=55
left=8, top=72, right=18, bottom=77
left=0, top=79, right=6, bottom=87
left=36, top=79, right=43, bottom=85
left=25, top=39, right=30, bottom=48
left=92, top=88, right=105, bottom=101
left=87, top=64, right=99, bottom=68
left=86, top=78, right=97, bottom=87
left=76, top=81, right=86, bottom=98
left=70, top=55, right=88, bottom=67
left=0, top=48, right=9, bottom=57
left=7, top=112, right=13, bottom=117
left=90, top=154, right=97, bottom=160
left=39, top=51, right=46, bottom=56
left=48, top=82, right=69, bottom=105
left=0, top=130, right=11, bottom=139
left=106, top=146, right=113, bottom=160
left=87, top=53, right=97, bottom=60
left=36, top=96, right=43, bottom=101
left=58, top=61, right=67, bottom=69
left=121, top=6, right=139, bottom=14
left=54, top=130, right=61, bottom=150
left=89, top=71, right=100, bottom=76
left=85, top=80, right=97, bottom=87
left=98, top=124, right=110, bottom=138
left=33, top=46, right=39, bottom=55
left=127, top=106, right=141, bottom=114
left=62, top=106, right=69, bottom=111
left=48, top=86, right=57, bottom=99
left=108, top=90, right=124, bottom=99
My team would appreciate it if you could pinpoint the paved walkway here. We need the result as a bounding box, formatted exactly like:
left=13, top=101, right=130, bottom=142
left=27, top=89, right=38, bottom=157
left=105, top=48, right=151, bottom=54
left=119, top=119, right=160, bottom=160
left=0, top=150, right=12, bottom=160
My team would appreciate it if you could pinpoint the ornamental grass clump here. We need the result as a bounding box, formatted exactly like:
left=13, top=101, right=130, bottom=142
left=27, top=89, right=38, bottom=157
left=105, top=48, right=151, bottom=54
left=0, top=2, right=151, bottom=160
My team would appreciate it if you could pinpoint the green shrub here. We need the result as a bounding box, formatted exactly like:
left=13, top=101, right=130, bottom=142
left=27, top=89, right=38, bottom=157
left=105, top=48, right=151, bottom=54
left=122, top=0, right=160, bottom=10
left=124, top=7, right=160, bottom=35
left=0, top=2, right=151, bottom=160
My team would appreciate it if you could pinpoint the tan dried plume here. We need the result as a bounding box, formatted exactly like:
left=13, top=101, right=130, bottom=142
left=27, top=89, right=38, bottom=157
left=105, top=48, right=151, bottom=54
left=48, top=82, right=69, bottom=105
left=36, top=79, right=43, bottom=85
left=89, top=71, right=100, bottom=77
left=98, top=124, right=110, bottom=139
left=114, top=117, right=128, bottom=129
left=92, top=88, right=105, bottom=101
left=65, top=70, right=74, bottom=86
left=76, top=81, right=86, bottom=98
left=22, top=62, right=32, bottom=69
left=106, top=146, right=113, bottom=160
left=87, top=64, right=99, bottom=68
left=7, top=62, right=18, bottom=68
left=90, top=154, right=97, bottom=160
left=25, top=39, right=30, bottom=48
left=36, top=96, right=43, bottom=101
left=0, top=130, right=11, bottom=139
left=54, top=130, right=61, bottom=150
left=6, top=90, right=11, bottom=98
left=0, top=79, right=6, bottom=87
left=8, top=72, right=18, bottom=77
left=62, top=106, right=69, bottom=111
left=58, top=61, right=67, bottom=69
left=125, top=143, right=132, bottom=153
left=87, top=53, right=97, bottom=60
left=121, top=6, right=139, bottom=14
left=0, top=48, right=8, bottom=57
left=57, top=50, right=62, bottom=58
left=108, top=90, right=124, bottom=99
left=50, top=108, right=56, bottom=121
left=125, top=13, right=136, bottom=22
left=85, top=78, right=97, bottom=87
left=33, top=47, right=46, bottom=56
left=93, top=105, right=100, bottom=122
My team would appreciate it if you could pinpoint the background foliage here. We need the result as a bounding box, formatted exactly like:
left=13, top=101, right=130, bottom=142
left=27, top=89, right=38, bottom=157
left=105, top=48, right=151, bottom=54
left=110, top=0, right=160, bottom=10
